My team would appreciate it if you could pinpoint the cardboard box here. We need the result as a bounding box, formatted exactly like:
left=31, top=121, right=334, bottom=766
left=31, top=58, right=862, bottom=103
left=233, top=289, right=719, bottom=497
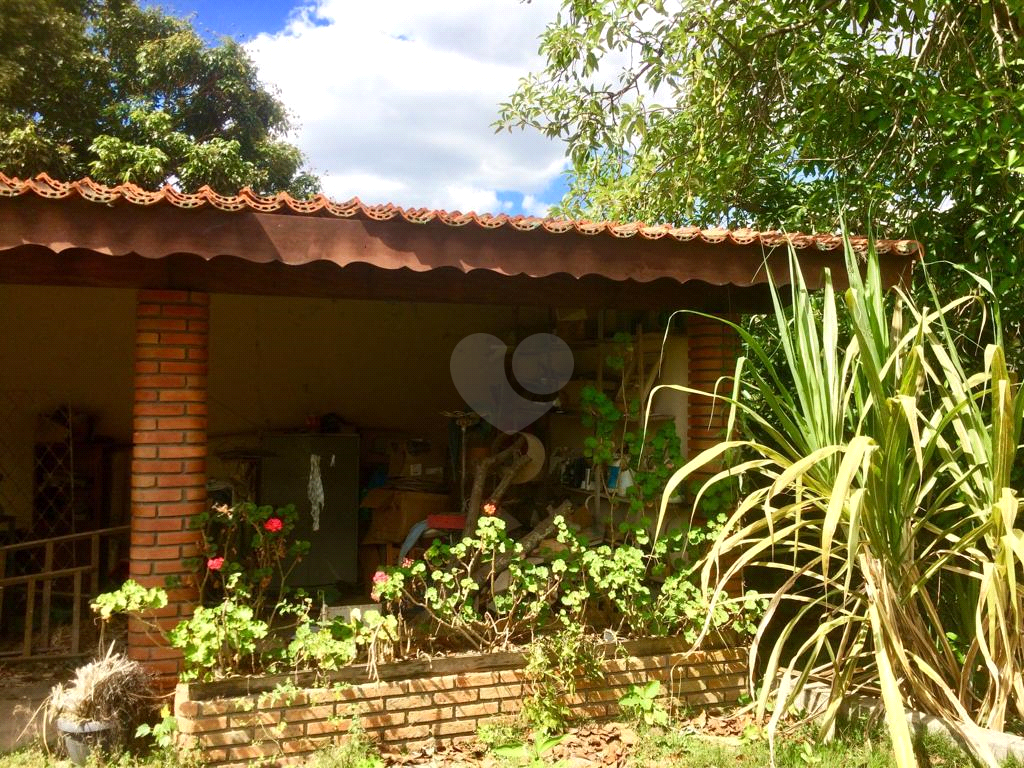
left=361, top=489, right=453, bottom=544
left=387, top=438, right=447, bottom=482
left=425, top=514, right=466, bottom=531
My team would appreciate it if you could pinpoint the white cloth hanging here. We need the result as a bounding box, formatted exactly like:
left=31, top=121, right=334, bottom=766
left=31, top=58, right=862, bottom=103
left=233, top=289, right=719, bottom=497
left=308, top=454, right=324, bottom=532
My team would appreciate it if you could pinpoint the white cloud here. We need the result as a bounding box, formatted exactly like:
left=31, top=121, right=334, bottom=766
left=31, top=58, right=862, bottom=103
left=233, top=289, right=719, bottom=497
left=246, top=0, right=567, bottom=214
left=521, top=193, right=554, bottom=218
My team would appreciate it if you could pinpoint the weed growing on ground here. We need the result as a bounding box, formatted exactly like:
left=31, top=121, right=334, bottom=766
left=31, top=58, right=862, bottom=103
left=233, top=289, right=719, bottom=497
left=624, top=721, right=1024, bottom=768
left=618, top=681, right=670, bottom=729
left=303, top=720, right=383, bottom=768
left=477, top=718, right=529, bottom=751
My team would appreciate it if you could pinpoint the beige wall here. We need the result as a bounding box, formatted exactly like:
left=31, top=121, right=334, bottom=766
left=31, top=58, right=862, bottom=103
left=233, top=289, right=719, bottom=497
left=208, top=294, right=546, bottom=439
left=205, top=294, right=548, bottom=489
left=0, top=285, right=136, bottom=525
left=0, top=285, right=691, bottom=530
left=652, top=335, right=689, bottom=453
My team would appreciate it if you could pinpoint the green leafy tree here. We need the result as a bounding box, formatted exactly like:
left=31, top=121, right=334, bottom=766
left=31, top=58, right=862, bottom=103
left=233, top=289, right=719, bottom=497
left=499, top=0, right=1024, bottom=351
left=0, top=0, right=318, bottom=196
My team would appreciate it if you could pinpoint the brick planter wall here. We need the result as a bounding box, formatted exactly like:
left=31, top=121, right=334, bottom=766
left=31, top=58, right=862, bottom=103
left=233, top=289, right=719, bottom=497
left=174, top=638, right=747, bottom=767
left=130, top=289, right=209, bottom=684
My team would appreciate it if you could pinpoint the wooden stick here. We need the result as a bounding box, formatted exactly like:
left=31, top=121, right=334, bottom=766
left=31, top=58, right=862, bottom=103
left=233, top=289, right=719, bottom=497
left=462, top=436, right=527, bottom=537
left=0, top=549, right=7, bottom=640
left=0, top=564, right=97, bottom=588
left=71, top=571, right=82, bottom=656
left=23, top=578, right=35, bottom=657
left=471, top=500, right=573, bottom=587
left=485, top=454, right=532, bottom=511
left=90, top=533, right=100, bottom=597
left=0, top=525, right=129, bottom=555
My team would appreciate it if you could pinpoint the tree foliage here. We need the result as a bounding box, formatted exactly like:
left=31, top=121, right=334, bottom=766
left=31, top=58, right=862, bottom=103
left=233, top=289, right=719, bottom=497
left=499, top=0, right=1024, bottom=345
left=0, top=0, right=318, bottom=196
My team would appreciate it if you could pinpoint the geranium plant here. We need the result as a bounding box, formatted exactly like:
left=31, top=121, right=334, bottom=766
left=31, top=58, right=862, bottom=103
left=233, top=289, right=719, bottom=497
left=184, top=501, right=310, bottom=620
left=374, top=513, right=763, bottom=653
left=93, top=500, right=390, bottom=682
left=375, top=515, right=573, bottom=651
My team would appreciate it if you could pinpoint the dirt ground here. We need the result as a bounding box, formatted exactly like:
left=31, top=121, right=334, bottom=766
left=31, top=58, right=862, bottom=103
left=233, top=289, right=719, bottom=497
left=383, top=715, right=754, bottom=768
left=0, top=659, right=80, bottom=753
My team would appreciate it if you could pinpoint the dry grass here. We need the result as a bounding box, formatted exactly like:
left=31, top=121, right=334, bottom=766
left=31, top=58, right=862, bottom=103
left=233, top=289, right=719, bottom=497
left=44, top=645, right=154, bottom=747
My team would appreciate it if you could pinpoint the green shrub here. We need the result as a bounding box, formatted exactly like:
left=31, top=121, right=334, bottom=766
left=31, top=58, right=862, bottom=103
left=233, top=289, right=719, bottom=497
left=373, top=513, right=762, bottom=652
left=374, top=515, right=575, bottom=650
left=93, top=500, right=386, bottom=681
left=166, top=574, right=269, bottom=681
left=521, top=622, right=603, bottom=735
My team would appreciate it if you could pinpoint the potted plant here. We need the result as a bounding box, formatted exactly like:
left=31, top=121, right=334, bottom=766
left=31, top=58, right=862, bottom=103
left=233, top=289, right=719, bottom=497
left=45, top=645, right=153, bottom=765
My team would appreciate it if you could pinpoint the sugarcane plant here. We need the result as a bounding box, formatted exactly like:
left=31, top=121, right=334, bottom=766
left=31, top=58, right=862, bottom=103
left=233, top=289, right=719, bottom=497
left=653, top=232, right=1024, bottom=768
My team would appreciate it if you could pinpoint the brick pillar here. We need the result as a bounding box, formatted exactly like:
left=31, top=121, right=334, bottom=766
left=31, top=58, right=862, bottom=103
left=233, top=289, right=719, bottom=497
left=686, top=313, right=743, bottom=595
left=129, top=290, right=208, bottom=684
left=686, top=314, right=740, bottom=460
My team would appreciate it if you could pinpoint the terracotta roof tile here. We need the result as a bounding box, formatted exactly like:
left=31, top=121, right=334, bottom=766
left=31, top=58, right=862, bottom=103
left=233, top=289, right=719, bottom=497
left=0, top=173, right=920, bottom=256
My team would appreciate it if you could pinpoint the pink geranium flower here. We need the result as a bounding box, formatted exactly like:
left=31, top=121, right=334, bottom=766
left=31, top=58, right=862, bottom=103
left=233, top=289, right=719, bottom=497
left=370, top=570, right=389, bottom=602
left=207, top=556, right=225, bottom=571
left=483, top=502, right=497, bottom=516
left=264, top=517, right=283, bottom=533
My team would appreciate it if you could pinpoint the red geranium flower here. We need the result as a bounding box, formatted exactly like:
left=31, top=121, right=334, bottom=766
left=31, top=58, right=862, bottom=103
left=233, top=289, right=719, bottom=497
left=207, top=556, right=225, bottom=571
left=264, top=517, right=283, bottom=533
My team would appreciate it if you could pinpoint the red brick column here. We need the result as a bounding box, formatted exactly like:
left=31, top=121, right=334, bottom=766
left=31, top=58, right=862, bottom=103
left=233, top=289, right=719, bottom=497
left=686, top=313, right=744, bottom=595
left=129, top=290, right=208, bottom=683
left=686, top=314, right=740, bottom=460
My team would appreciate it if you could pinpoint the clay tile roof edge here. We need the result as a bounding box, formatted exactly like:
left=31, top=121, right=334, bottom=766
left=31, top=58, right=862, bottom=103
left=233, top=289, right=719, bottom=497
left=0, top=173, right=921, bottom=256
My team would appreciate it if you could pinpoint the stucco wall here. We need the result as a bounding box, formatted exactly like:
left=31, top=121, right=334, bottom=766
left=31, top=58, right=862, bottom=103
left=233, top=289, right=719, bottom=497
left=0, top=285, right=136, bottom=526
left=0, top=286, right=692, bottom=532
left=207, top=294, right=548, bottom=438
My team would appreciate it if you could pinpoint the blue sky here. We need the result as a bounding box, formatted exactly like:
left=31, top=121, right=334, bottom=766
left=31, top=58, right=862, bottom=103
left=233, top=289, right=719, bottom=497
left=145, top=0, right=569, bottom=216
left=152, top=0, right=295, bottom=41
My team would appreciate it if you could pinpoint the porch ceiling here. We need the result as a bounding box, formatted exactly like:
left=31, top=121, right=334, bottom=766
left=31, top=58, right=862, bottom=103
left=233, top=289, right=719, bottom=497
left=0, top=174, right=919, bottom=310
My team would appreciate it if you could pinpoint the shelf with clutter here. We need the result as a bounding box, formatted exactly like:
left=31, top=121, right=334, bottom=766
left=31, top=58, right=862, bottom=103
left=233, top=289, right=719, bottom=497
left=217, top=305, right=702, bottom=607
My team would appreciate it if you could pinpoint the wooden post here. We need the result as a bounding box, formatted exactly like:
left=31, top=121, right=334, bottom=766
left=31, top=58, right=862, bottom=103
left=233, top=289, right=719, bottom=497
left=23, top=578, right=35, bottom=657
left=90, top=532, right=100, bottom=597
left=71, top=571, right=82, bottom=656
left=40, top=541, right=53, bottom=649
left=0, top=549, right=6, bottom=633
